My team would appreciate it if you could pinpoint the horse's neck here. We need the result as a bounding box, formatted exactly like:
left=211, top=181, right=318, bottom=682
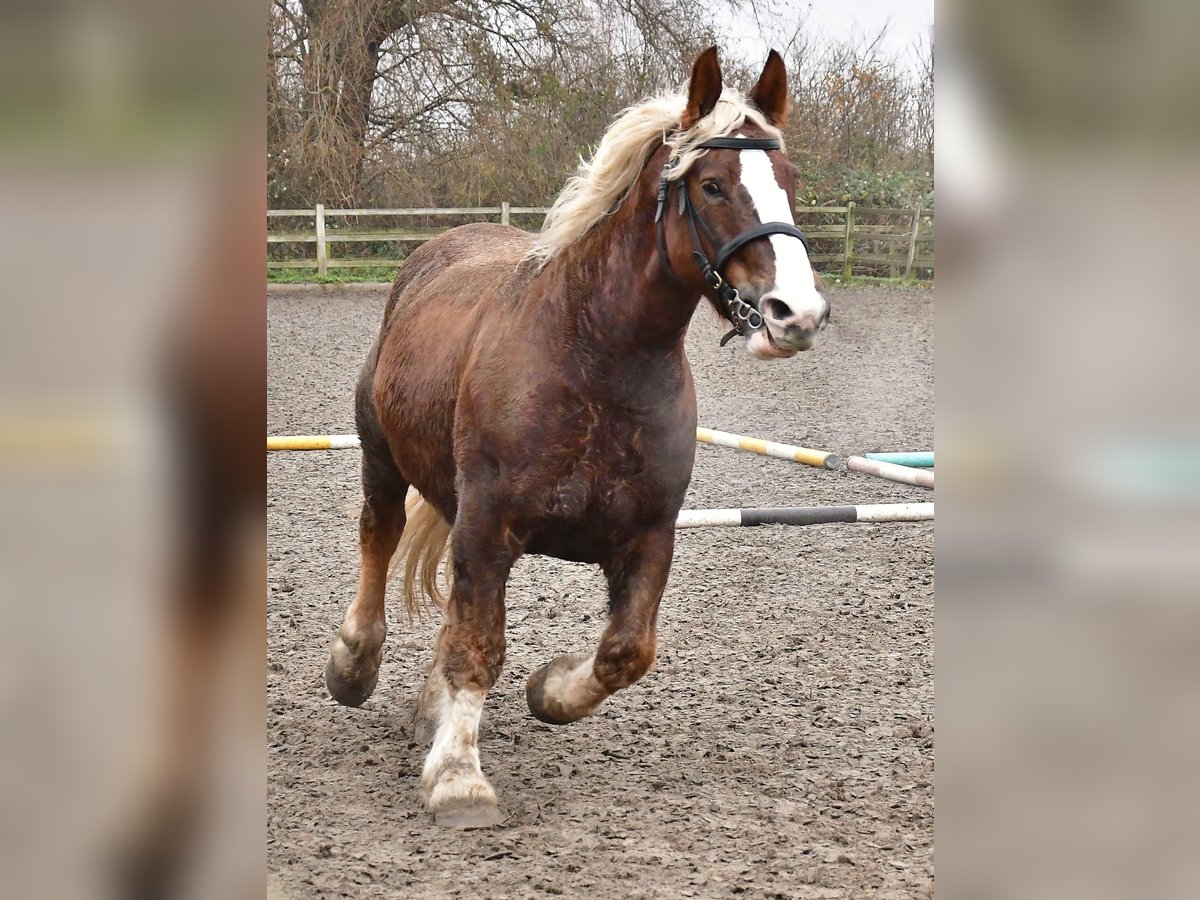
left=547, top=194, right=699, bottom=357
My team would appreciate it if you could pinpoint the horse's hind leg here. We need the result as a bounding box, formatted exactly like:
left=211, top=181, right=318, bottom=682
left=325, top=423, right=408, bottom=707
left=526, top=526, right=673, bottom=724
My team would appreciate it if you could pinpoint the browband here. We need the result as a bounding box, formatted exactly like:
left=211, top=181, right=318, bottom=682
left=690, top=136, right=781, bottom=151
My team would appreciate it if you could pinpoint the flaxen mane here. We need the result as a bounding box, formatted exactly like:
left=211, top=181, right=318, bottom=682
left=527, top=87, right=783, bottom=265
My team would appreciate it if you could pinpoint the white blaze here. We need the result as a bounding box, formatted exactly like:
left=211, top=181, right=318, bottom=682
left=736, top=149, right=826, bottom=322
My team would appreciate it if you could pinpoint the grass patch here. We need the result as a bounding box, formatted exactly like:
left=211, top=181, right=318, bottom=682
left=821, top=273, right=934, bottom=289
left=267, top=266, right=399, bottom=284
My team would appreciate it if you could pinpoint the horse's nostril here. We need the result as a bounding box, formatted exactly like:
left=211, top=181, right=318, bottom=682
left=762, top=294, right=828, bottom=334
left=763, top=297, right=792, bottom=322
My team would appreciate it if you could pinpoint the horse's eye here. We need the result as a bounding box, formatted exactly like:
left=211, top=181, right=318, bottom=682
left=701, top=181, right=722, bottom=197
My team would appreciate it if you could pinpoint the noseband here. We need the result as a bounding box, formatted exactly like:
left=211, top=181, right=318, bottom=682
left=654, top=136, right=810, bottom=346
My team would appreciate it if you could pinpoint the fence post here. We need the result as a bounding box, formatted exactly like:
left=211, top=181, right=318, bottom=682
left=841, top=201, right=856, bottom=279
left=500, top=201, right=510, bottom=227
left=904, top=205, right=922, bottom=278
left=314, top=203, right=327, bottom=278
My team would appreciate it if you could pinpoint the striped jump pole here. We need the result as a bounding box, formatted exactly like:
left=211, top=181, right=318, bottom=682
left=267, top=434, right=360, bottom=451
left=864, top=451, right=933, bottom=468
left=676, top=502, right=933, bottom=528
left=695, top=427, right=841, bottom=470
left=846, top=456, right=934, bottom=489
left=268, top=429, right=842, bottom=470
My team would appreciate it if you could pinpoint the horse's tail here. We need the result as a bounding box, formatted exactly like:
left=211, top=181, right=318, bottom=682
left=393, top=488, right=453, bottom=619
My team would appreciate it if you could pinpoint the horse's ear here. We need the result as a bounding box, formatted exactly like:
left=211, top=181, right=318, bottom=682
left=681, top=46, right=723, bottom=129
left=749, top=49, right=789, bottom=127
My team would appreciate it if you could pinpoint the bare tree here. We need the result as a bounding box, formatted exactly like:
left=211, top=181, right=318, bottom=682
left=269, top=0, right=720, bottom=205
left=268, top=0, right=934, bottom=208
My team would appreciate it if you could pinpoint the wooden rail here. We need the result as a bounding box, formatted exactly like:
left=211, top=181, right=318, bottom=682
left=267, top=202, right=933, bottom=278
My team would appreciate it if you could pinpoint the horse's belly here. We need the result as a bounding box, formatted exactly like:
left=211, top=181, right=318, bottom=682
left=524, top=517, right=630, bottom=563
left=522, top=476, right=680, bottom=563
left=524, top=532, right=604, bottom=564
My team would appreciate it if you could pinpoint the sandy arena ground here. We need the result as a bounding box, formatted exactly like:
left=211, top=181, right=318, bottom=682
left=268, top=283, right=933, bottom=898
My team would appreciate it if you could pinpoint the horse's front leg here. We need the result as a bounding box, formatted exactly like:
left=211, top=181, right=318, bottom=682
left=417, top=500, right=517, bottom=828
left=526, top=525, right=673, bottom=724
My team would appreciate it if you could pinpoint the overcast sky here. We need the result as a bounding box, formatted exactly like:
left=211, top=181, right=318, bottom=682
left=719, top=0, right=934, bottom=69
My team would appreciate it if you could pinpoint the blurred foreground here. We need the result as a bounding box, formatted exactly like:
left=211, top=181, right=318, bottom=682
left=938, top=0, right=1200, bottom=895
left=0, top=1, right=262, bottom=897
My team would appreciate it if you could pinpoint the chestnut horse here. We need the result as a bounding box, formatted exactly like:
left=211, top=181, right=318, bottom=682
left=325, top=47, right=829, bottom=827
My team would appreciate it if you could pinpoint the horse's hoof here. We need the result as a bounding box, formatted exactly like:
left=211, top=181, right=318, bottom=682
left=427, top=771, right=503, bottom=829
left=325, top=628, right=382, bottom=707
left=525, top=653, right=589, bottom=725
left=433, top=799, right=506, bottom=830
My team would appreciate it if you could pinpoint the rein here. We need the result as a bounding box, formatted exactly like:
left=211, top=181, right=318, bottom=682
left=654, top=136, right=809, bottom=346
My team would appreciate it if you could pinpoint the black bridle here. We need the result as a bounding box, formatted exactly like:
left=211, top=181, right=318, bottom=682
left=654, top=136, right=810, bottom=346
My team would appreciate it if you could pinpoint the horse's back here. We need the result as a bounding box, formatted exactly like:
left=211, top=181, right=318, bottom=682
left=384, top=223, right=534, bottom=321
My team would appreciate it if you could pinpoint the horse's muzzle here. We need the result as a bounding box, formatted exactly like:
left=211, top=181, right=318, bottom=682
left=746, top=325, right=807, bottom=358
left=760, top=291, right=830, bottom=344
left=744, top=292, right=828, bottom=357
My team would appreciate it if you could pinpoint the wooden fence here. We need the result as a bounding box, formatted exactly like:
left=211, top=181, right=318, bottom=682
left=268, top=202, right=933, bottom=279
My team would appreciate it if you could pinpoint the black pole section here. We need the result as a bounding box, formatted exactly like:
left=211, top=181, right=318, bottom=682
left=739, top=506, right=859, bottom=527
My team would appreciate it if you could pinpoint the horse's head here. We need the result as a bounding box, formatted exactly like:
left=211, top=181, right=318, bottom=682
left=660, top=47, right=829, bottom=359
